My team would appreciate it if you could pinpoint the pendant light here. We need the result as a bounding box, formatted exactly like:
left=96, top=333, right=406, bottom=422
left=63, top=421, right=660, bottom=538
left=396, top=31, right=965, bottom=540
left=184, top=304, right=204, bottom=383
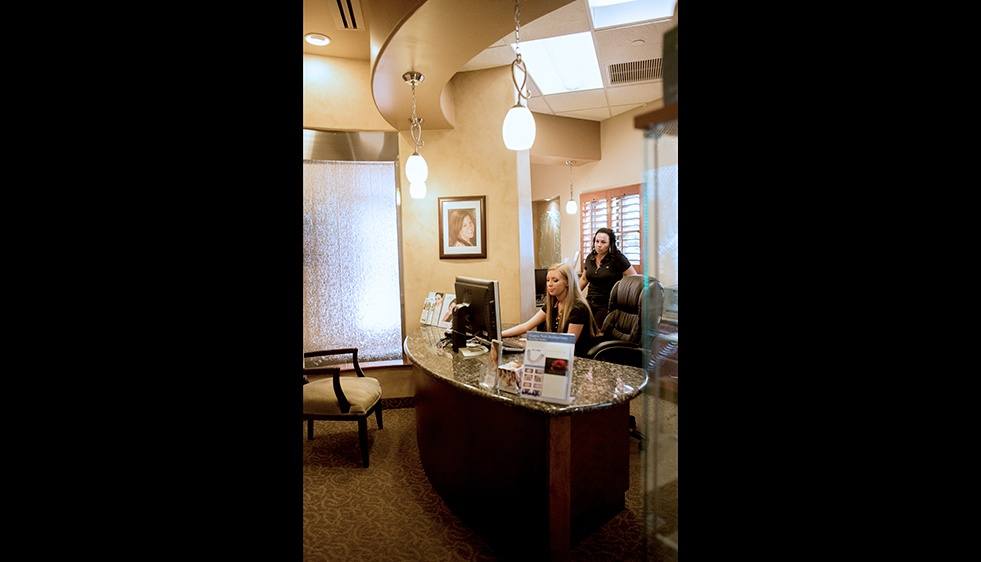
left=403, top=71, right=428, bottom=198
left=565, top=160, right=579, bottom=214
left=502, top=0, right=536, bottom=151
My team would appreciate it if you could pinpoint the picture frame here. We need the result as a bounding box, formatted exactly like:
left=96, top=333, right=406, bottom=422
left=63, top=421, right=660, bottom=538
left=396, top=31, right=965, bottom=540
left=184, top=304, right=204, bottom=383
left=438, top=196, right=487, bottom=259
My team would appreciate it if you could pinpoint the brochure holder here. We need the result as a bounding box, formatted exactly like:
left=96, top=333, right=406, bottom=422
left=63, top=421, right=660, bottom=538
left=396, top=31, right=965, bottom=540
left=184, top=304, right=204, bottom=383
left=517, top=332, right=576, bottom=404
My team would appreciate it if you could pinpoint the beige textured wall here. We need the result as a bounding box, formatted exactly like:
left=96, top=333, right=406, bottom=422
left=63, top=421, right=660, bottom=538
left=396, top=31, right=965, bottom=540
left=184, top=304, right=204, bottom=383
left=531, top=104, right=674, bottom=271
left=532, top=113, right=601, bottom=163
left=303, top=54, right=395, bottom=132
left=399, top=66, right=533, bottom=327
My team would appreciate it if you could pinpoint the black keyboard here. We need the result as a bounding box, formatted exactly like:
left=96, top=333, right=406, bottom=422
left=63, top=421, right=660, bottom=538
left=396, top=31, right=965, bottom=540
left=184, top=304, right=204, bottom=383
left=501, top=338, right=526, bottom=352
left=462, top=335, right=525, bottom=353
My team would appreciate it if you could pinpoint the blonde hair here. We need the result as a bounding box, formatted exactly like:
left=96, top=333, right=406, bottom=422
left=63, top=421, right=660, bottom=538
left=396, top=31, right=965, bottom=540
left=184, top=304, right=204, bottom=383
left=543, top=262, right=599, bottom=337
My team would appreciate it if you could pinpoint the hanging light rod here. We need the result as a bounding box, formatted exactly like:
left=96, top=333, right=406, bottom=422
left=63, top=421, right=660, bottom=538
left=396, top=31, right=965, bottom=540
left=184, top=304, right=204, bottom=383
left=502, top=0, right=537, bottom=151
left=565, top=159, right=578, bottom=215
left=403, top=71, right=428, bottom=199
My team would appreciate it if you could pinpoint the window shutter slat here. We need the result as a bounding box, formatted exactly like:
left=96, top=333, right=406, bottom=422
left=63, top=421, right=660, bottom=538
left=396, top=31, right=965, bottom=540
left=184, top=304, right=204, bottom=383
left=579, top=184, right=643, bottom=270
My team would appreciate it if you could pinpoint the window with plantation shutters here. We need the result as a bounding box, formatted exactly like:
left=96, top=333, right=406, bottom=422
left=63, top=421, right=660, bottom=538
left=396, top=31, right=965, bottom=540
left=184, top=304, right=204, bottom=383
left=580, top=184, right=643, bottom=271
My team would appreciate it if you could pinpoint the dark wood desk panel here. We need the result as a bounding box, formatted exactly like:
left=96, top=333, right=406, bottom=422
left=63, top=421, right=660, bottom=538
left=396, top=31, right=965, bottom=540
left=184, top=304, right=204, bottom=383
left=406, top=326, right=646, bottom=559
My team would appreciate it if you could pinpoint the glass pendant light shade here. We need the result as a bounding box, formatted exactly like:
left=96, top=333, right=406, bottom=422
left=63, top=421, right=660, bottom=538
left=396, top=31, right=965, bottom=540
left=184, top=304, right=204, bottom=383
left=405, top=152, right=429, bottom=184
left=503, top=104, right=536, bottom=150
left=408, top=181, right=427, bottom=199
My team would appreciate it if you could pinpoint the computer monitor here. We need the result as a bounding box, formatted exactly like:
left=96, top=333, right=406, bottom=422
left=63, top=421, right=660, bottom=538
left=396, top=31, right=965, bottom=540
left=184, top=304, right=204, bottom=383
left=534, top=268, right=547, bottom=297
left=451, top=276, right=501, bottom=350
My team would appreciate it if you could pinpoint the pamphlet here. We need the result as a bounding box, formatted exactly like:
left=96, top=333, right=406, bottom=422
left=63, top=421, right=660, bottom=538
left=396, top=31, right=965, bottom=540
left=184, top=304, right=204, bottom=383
left=519, top=332, right=575, bottom=404
left=435, top=293, right=456, bottom=329
left=420, top=292, right=442, bottom=325
left=495, top=358, right=523, bottom=394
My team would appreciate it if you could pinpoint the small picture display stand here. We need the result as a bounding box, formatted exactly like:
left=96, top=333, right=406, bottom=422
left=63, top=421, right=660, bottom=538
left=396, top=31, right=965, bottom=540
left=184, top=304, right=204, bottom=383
left=494, top=358, right=523, bottom=395
left=435, top=293, right=456, bottom=329
left=519, top=332, right=575, bottom=404
left=420, top=292, right=441, bottom=325
left=420, top=291, right=456, bottom=328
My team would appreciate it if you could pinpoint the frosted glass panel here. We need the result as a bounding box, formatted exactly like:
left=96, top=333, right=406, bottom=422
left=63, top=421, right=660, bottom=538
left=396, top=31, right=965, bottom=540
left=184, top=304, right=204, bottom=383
left=303, top=161, right=402, bottom=363
left=642, top=129, right=677, bottom=289
left=651, top=163, right=678, bottom=288
left=641, top=121, right=678, bottom=561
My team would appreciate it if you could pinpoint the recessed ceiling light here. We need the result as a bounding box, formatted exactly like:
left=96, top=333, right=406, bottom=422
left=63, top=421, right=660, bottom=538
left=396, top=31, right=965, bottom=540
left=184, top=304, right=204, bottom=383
left=304, top=33, right=331, bottom=47
left=631, top=39, right=646, bottom=46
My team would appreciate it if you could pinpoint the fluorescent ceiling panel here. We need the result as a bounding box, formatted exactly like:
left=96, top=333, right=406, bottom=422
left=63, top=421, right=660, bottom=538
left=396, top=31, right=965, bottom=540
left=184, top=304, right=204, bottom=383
left=588, top=0, right=674, bottom=29
left=513, top=32, right=604, bottom=95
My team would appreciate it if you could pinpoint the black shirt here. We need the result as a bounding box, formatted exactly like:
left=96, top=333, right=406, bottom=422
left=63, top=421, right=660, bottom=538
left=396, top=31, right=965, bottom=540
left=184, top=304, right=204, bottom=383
left=583, top=251, right=632, bottom=310
left=539, top=301, right=593, bottom=357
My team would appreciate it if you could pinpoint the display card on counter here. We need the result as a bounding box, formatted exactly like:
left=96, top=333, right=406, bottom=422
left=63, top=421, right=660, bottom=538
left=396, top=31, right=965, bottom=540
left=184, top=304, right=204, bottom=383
left=520, top=332, right=575, bottom=404
left=420, top=292, right=442, bottom=326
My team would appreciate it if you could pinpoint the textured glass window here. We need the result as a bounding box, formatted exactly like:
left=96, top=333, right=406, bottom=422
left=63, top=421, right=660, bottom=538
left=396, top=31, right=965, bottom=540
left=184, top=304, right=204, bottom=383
left=303, top=161, right=402, bottom=363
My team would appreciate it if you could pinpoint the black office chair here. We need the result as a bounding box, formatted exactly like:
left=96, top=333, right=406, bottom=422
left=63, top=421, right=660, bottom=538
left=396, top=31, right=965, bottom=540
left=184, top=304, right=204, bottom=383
left=302, top=348, right=383, bottom=468
left=586, top=276, right=663, bottom=445
left=586, top=276, right=663, bottom=367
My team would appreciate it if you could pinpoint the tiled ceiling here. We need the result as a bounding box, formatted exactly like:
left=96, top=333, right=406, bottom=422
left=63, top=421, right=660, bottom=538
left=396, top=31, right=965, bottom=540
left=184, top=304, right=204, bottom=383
left=459, top=0, right=671, bottom=121
left=302, top=0, right=671, bottom=122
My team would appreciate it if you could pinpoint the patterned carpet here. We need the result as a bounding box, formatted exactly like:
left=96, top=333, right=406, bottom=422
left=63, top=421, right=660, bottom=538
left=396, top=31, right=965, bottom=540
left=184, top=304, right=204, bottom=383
left=303, top=399, right=671, bottom=561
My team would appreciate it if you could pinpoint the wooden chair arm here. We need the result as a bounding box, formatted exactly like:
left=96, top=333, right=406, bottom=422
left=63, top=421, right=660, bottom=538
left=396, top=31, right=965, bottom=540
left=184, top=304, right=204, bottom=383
left=303, top=348, right=365, bottom=377
left=301, top=366, right=351, bottom=413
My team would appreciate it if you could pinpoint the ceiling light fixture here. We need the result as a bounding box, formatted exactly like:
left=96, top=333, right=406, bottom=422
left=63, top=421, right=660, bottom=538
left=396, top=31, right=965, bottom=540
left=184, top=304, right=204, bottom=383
left=589, top=0, right=675, bottom=28
left=502, top=0, right=536, bottom=151
left=589, top=0, right=635, bottom=6
left=511, top=32, right=604, bottom=95
left=403, top=71, right=428, bottom=199
left=304, top=33, right=331, bottom=46
left=565, top=160, right=578, bottom=215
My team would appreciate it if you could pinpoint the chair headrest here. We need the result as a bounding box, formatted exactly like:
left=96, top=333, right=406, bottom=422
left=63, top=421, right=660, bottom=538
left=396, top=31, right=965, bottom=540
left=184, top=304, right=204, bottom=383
left=609, top=276, right=646, bottom=314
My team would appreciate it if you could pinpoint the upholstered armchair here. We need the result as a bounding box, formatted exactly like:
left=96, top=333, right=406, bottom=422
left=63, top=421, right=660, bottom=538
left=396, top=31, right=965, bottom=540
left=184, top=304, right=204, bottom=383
left=302, top=348, right=383, bottom=468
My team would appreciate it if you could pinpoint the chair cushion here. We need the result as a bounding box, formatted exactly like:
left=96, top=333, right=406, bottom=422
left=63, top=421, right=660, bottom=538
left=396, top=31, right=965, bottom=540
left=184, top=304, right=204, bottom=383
left=303, top=376, right=381, bottom=415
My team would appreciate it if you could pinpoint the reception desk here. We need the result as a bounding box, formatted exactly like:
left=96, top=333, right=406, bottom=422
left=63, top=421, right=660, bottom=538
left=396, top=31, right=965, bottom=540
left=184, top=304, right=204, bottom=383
left=404, top=326, right=648, bottom=559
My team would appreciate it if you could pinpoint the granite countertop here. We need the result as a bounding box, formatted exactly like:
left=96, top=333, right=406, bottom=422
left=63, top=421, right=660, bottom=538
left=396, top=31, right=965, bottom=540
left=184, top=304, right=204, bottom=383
left=404, top=325, right=648, bottom=416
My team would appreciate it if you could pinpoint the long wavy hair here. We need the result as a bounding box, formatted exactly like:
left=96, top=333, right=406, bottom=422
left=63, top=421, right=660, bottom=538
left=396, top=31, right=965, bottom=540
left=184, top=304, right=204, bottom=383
left=585, top=227, right=623, bottom=261
left=543, top=262, right=600, bottom=337
left=448, top=209, right=476, bottom=246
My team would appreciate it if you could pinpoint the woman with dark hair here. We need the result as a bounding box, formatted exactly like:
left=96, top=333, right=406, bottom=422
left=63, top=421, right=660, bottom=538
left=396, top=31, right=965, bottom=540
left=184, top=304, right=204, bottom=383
left=502, top=262, right=599, bottom=357
left=448, top=209, right=476, bottom=247
left=578, top=227, right=638, bottom=327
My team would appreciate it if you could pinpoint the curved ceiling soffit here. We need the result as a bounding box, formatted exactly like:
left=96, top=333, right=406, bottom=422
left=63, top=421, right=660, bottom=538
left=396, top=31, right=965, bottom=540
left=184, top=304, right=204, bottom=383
left=370, top=0, right=575, bottom=132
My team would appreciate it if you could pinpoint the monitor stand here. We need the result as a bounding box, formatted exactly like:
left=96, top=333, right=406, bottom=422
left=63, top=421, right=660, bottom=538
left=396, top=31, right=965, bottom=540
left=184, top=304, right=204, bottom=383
left=451, top=306, right=469, bottom=352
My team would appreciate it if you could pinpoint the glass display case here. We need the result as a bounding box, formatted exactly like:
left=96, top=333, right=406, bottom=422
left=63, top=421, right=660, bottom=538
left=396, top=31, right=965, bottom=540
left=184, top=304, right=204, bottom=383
left=636, top=101, right=678, bottom=561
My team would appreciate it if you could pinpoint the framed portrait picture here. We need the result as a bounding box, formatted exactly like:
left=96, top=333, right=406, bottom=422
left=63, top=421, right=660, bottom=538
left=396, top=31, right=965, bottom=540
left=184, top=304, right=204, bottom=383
left=438, top=196, right=487, bottom=259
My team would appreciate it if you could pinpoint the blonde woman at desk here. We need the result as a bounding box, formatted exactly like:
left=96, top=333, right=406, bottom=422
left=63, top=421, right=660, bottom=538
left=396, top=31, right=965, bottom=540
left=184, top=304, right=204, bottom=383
left=502, top=262, right=600, bottom=357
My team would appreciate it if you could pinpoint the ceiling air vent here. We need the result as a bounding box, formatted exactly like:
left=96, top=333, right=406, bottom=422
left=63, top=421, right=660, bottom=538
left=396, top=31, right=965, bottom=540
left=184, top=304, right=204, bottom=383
left=609, top=58, right=661, bottom=85
left=331, top=0, right=365, bottom=30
